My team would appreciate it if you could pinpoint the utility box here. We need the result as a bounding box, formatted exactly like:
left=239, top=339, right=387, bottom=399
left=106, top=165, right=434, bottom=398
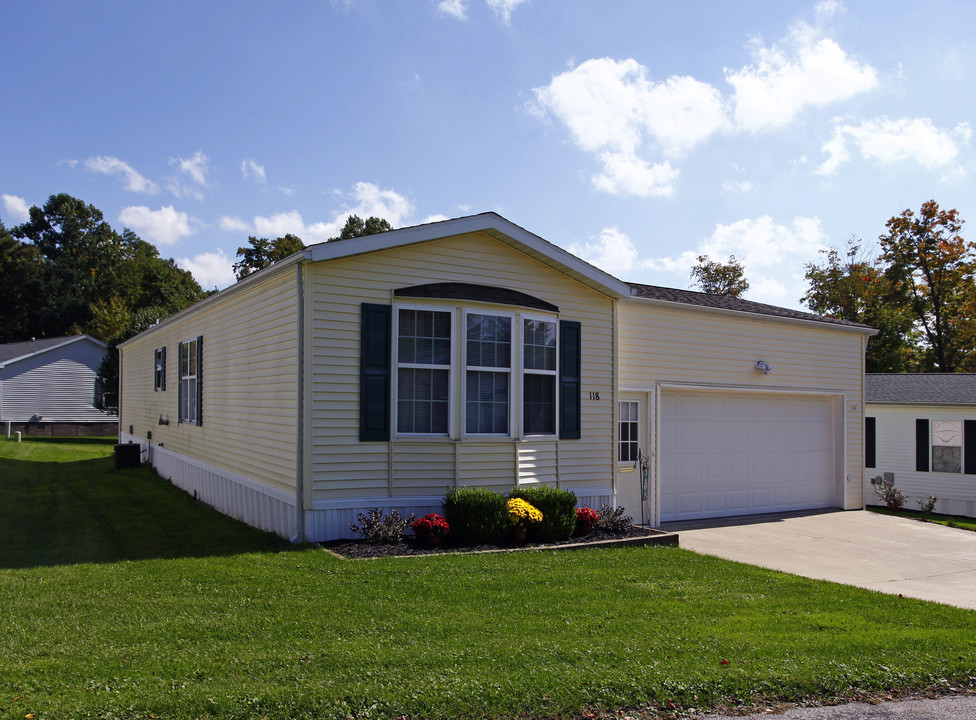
left=114, top=443, right=141, bottom=469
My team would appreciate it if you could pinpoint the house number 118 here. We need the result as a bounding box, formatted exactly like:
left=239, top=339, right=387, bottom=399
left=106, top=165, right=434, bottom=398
left=589, top=391, right=600, bottom=400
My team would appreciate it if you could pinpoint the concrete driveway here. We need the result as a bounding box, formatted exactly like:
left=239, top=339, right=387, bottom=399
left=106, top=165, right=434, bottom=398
left=664, top=509, right=976, bottom=610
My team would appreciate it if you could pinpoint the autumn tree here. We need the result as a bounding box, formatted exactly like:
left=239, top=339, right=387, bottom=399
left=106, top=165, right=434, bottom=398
left=233, top=233, right=306, bottom=281
left=689, top=254, right=749, bottom=297
left=802, top=238, right=916, bottom=372
left=878, top=200, right=976, bottom=372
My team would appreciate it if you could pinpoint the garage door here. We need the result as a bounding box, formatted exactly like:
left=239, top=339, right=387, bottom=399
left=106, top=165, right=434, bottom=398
left=659, top=390, right=836, bottom=522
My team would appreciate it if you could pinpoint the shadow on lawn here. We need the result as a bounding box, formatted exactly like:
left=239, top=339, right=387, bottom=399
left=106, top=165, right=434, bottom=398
left=0, top=454, right=296, bottom=570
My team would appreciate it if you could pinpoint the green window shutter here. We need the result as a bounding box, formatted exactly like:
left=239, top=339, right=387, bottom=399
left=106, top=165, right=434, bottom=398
left=195, top=335, right=203, bottom=426
left=916, top=419, right=929, bottom=472
left=360, top=303, right=392, bottom=441
left=965, top=420, right=976, bottom=475
left=558, top=320, right=581, bottom=440
left=865, top=417, right=876, bottom=468
left=177, top=341, right=184, bottom=425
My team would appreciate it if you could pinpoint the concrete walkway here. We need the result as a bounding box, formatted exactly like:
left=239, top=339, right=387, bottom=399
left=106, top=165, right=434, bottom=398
left=695, top=694, right=976, bottom=719
left=665, top=509, right=976, bottom=610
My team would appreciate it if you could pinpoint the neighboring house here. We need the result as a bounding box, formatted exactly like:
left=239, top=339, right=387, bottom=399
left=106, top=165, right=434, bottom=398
left=865, top=373, right=976, bottom=518
left=0, top=335, right=119, bottom=437
left=118, top=213, right=875, bottom=540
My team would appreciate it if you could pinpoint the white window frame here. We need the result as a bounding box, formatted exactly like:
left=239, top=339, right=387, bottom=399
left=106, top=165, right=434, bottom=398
left=179, top=339, right=198, bottom=424
left=462, top=309, right=515, bottom=438
left=154, top=347, right=166, bottom=392
left=393, top=304, right=456, bottom=438
left=932, top=419, right=963, bottom=473
left=618, top=400, right=639, bottom=463
left=520, top=314, right=558, bottom=438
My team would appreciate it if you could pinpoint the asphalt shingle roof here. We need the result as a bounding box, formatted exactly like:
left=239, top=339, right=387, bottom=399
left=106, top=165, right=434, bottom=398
left=866, top=373, right=976, bottom=405
left=0, top=336, right=89, bottom=365
left=627, top=283, right=874, bottom=329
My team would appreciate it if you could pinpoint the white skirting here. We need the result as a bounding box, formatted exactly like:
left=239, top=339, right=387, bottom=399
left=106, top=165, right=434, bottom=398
left=120, top=434, right=617, bottom=542
left=121, top=433, right=297, bottom=539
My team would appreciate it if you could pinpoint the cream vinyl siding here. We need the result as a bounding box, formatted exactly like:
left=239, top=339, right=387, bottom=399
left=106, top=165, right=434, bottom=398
left=120, top=270, right=300, bottom=496
left=618, top=299, right=866, bottom=510
left=305, top=231, right=615, bottom=504
left=867, top=404, right=976, bottom=517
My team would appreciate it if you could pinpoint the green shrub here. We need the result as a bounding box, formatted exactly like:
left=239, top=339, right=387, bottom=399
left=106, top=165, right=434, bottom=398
left=442, top=487, right=509, bottom=544
left=508, top=485, right=577, bottom=541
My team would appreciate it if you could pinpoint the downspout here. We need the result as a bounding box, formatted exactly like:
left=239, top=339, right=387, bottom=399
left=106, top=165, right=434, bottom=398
left=117, top=346, right=124, bottom=441
left=292, top=262, right=306, bottom=543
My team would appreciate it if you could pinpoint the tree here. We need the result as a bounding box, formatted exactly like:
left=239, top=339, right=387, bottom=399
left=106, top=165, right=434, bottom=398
left=0, top=220, right=46, bottom=343
left=878, top=200, right=976, bottom=372
left=802, top=238, right=916, bottom=372
left=233, top=233, right=305, bottom=281
left=689, top=254, right=749, bottom=297
left=329, top=214, right=393, bottom=241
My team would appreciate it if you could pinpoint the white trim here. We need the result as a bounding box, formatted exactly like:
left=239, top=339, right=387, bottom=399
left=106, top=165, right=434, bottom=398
left=657, top=381, right=849, bottom=397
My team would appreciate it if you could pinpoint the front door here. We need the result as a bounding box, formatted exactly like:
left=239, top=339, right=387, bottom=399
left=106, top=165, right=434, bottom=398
left=615, top=395, right=650, bottom=525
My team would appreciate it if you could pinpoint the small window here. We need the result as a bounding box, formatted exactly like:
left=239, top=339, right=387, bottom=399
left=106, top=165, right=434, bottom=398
left=522, top=318, right=556, bottom=435
left=397, top=309, right=451, bottom=435
left=932, top=420, right=963, bottom=473
left=465, top=313, right=511, bottom=435
left=154, top=347, right=167, bottom=392
left=179, top=338, right=200, bottom=425
left=619, top=401, right=638, bottom=462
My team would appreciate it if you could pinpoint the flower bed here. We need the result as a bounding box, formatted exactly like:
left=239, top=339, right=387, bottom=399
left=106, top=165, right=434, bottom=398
left=323, top=523, right=670, bottom=559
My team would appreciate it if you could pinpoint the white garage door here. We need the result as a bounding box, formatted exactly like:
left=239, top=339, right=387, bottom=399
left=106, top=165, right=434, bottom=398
left=659, top=390, right=836, bottom=522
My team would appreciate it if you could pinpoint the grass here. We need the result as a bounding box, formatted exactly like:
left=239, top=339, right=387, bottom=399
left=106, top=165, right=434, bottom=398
left=2, top=439, right=975, bottom=720
left=866, top=504, right=976, bottom=533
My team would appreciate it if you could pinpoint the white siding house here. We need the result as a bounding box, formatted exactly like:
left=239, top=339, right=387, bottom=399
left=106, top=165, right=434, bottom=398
left=865, top=373, right=976, bottom=518
left=0, top=335, right=118, bottom=437
left=118, top=213, right=874, bottom=540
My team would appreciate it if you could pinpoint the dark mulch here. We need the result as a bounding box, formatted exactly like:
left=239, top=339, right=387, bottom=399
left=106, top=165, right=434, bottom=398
left=323, top=524, right=666, bottom=559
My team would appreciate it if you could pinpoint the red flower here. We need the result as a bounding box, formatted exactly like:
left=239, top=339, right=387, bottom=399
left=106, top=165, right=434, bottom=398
left=575, top=506, right=599, bottom=535
left=411, top=513, right=450, bottom=538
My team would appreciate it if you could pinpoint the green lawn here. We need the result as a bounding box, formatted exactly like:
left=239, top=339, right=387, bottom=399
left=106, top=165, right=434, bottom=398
left=866, top=504, right=976, bottom=532
left=2, top=439, right=975, bottom=720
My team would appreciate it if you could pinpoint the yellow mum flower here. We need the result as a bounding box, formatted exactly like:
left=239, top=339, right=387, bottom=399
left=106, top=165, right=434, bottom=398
left=507, top=498, right=543, bottom=526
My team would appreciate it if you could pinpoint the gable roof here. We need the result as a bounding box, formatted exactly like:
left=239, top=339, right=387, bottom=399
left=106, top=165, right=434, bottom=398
left=628, top=283, right=875, bottom=333
left=866, top=373, right=976, bottom=405
left=0, top=335, right=106, bottom=368
left=304, top=212, right=633, bottom=299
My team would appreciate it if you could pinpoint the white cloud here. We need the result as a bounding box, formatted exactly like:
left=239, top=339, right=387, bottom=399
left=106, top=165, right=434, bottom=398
left=437, top=0, right=467, bottom=19
left=568, top=227, right=639, bottom=276
left=727, top=23, right=878, bottom=132
left=254, top=210, right=306, bottom=238
left=814, top=0, right=843, bottom=21
left=2, top=194, right=30, bottom=222
left=118, top=205, right=194, bottom=246
left=486, top=0, right=528, bottom=22
left=591, top=153, right=679, bottom=197
left=816, top=117, right=971, bottom=175
left=534, top=58, right=726, bottom=196
left=721, top=179, right=755, bottom=195
left=177, top=249, right=236, bottom=290
left=570, top=216, right=828, bottom=307
left=241, top=158, right=266, bottom=183
left=168, top=151, right=210, bottom=199
left=644, top=215, right=829, bottom=305
left=219, top=215, right=252, bottom=233
left=421, top=213, right=450, bottom=224
left=84, top=156, right=159, bottom=193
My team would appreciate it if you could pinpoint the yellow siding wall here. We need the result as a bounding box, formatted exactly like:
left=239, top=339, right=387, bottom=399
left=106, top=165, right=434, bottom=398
left=305, top=231, right=616, bottom=505
left=618, top=300, right=866, bottom=509
left=120, top=270, right=300, bottom=496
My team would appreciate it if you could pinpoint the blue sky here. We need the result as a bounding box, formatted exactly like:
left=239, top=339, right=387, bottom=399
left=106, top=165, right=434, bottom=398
left=2, top=1, right=973, bottom=308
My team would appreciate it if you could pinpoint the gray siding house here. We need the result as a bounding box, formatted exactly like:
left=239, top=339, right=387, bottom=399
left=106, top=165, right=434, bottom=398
left=0, top=335, right=118, bottom=437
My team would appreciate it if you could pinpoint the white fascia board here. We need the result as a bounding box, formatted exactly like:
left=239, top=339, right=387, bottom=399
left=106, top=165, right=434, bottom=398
left=0, top=335, right=107, bottom=368
left=623, top=295, right=878, bottom=336
left=303, top=212, right=632, bottom=299
left=118, top=253, right=304, bottom=349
